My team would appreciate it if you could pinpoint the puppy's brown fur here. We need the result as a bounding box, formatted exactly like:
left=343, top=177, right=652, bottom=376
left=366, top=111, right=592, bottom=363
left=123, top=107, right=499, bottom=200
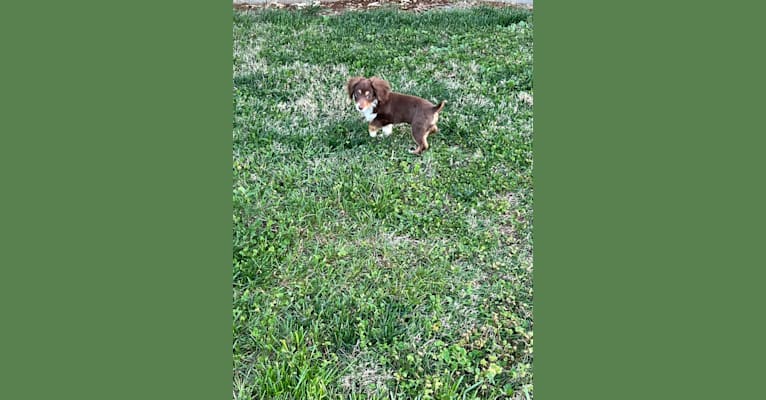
left=347, top=76, right=446, bottom=155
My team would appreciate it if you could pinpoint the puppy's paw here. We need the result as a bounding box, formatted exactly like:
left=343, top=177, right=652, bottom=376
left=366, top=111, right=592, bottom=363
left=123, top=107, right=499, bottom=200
left=369, top=130, right=378, bottom=138
left=382, top=125, right=393, bottom=137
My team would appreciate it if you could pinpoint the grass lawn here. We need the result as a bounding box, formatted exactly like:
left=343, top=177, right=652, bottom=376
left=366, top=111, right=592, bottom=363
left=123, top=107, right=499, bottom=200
left=233, top=5, right=533, bottom=399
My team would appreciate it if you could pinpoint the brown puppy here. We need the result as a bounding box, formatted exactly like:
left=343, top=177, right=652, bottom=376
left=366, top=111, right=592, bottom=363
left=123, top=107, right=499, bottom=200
left=347, top=76, right=446, bottom=155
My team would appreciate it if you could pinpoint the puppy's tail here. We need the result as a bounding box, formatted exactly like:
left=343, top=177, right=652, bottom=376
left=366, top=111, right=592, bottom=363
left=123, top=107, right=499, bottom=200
left=434, top=100, right=446, bottom=113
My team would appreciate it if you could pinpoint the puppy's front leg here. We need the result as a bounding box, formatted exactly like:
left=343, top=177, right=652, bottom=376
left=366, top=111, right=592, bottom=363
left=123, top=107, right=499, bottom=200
left=368, top=119, right=385, bottom=138
left=381, top=124, right=393, bottom=137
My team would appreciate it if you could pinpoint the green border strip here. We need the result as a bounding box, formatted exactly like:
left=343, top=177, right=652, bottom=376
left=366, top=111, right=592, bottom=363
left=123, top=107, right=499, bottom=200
left=535, top=1, right=766, bottom=398
left=1, top=2, right=232, bottom=399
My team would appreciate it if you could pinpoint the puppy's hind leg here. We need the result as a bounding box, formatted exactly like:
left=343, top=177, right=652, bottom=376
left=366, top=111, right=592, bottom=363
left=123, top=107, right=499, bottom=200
left=409, top=123, right=432, bottom=155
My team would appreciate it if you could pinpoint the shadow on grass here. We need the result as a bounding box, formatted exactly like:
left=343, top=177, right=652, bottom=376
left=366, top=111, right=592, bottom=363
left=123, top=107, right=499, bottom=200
left=324, top=120, right=371, bottom=152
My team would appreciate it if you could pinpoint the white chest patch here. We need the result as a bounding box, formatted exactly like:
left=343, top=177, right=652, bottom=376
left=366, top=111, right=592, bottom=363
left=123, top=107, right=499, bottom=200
left=363, top=110, right=377, bottom=122
left=358, top=100, right=379, bottom=122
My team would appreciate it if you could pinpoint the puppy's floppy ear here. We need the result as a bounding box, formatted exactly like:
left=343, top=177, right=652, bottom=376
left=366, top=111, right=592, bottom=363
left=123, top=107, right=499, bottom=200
left=347, top=77, right=364, bottom=99
left=369, top=77, right=391, bottom=103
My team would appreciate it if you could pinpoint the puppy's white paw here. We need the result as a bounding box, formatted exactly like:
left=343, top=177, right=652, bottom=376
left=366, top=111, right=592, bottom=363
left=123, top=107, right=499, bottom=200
left=382, top=125, right=393, bottom=137
left=369, top=130, right=378, bottom=137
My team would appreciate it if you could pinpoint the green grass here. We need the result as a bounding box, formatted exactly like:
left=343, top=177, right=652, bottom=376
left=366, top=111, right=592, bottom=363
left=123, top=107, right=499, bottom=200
left=233, top=5, right=533, bottom=399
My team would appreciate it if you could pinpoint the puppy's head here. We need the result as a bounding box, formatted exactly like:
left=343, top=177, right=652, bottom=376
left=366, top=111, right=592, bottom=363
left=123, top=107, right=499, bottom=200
left=347, top=76, right=391, bottom=112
